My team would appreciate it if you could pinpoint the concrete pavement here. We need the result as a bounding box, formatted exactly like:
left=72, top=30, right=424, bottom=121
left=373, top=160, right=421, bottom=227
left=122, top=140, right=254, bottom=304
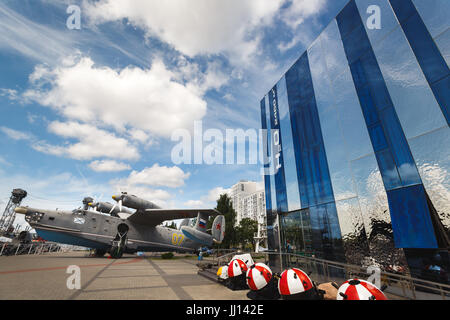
left=0, top=252, right=250, bottom=300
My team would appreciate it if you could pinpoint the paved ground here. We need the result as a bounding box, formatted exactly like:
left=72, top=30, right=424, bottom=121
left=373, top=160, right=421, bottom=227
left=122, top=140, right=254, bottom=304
left=0, top=252, right=250, bottom=300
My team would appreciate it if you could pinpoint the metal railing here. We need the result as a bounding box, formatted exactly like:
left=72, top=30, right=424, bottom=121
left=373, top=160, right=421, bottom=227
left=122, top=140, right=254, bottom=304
left=0, top=242, right=64, bottom=256
left=214, top=250, right=450, bottom=300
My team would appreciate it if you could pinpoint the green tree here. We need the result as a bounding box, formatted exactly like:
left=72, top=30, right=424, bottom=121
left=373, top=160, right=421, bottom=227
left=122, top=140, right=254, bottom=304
left=164, top=221, right=178, bottom=229
left=212, top=193, right=237, bottom=249
left=236, top=218, right=258, bottom=251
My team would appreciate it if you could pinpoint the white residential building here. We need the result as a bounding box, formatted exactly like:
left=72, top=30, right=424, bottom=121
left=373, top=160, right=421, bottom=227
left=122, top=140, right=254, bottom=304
left=230, top=180, right=265, bottom=225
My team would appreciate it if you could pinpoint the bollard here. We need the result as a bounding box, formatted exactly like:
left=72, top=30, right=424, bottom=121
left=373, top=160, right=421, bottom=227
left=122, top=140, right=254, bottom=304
left=0, top=243, right=6, bottom=256
left=15, top=244, right=21, bottom=255
left=28, top=244, right=33, bottom=254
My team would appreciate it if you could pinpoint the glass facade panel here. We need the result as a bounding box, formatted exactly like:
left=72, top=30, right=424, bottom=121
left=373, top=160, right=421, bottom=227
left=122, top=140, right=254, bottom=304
left=269, top=86, right=288, bottom=213
left=435, top=28, right=450, bottom=66
left=350, top=154, right=408, bottom=268
left=408, top=126, right=450, bottom=231
left=390, top=0, right=450, bottom=124
left=355, top=0, right=399, bottom=45
left=337, top=1, right=437, bottom=248
left=335, top=197, right=371, bottom=265
left=332, top=67, right=374, bottom=160
left=317, top=108, right=358, bottom=201
left=261, top=0, right=448, bottom=272
left=412, top=0, right=450, bottom=38
left=369, top=26, right=447, bottom=139
left=262, top=94, right=281, bottom=270
left=308, top=35, right=334, bottom=118
left=321, top=20, right=349, bottom=82
left=277, top=77, right=301, bottom=212
left=387, top=184, right=438, bottom=248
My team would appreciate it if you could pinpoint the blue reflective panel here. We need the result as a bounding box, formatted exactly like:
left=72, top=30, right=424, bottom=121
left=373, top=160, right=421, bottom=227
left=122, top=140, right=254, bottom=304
left=412, top=0, right=450, bottom=38
left=379, top=107, right=422, bottom=187
left=332, top=70, right=373, bottom=161
left=265, top=95, right=278, bottom=213
left=336, top=0, right=362, bottom=39
left=387, top=185, right=438, bottom=248
left=269, top=86, right=288, bottom=213
left=435, top=28, right=450, bottom=67
left=360, top=52, right=393, bottom=111
left=277, top=77, right=301, bottom=211
left=370, top=26, right=447, bottom=139
left=355, top=0, right=400, bottom=46
left=389, top=0, right=417, bottom=22
left=321, top=20, right=349, bottom=82
left=408, top=126, right=450, bottom=231
left=260, top=97, right=272, bottom=212
left=286, top=53, right=336, bottom=207
left=368, top=124, right=388, bottom=152
left=341, top=24, right=372, bottom=64
left=355, top=85, right=379, bottom=126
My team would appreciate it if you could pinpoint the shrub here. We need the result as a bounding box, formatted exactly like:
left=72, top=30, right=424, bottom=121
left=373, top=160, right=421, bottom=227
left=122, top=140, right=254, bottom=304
left=161, top=252, right=174, bottom=259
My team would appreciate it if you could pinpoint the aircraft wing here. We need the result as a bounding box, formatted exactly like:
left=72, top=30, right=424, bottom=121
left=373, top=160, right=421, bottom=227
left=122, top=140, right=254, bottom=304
left=126, top=208, right=220, bottom=226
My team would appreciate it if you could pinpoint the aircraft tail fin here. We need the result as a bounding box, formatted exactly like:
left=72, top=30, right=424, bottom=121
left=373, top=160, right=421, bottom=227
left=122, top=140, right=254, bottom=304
left=212, top=215, right=225, bottom=243
left=179, top=218, right=190, bottom=230
left=195, top=212, right=209, bottom=233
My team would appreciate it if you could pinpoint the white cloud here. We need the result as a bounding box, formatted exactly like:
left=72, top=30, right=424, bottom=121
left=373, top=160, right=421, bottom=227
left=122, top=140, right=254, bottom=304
left=84, top=0, right=285, bottom=62
left=183, top=200, right=205, bottom=208
left=183, top=186, right=231, bottom=209
left=24, top=56, right=209, bottom=138
left=0, top=126, right=35, bottom=141
left=114, top=163, right=190, bottom=189
left=204, top=186, right=231, bottom=203
left=281, top=0, right=327, bottom=29
left=0, top=88, right=19, bottom=101
left=110, top=184, right=173, bottom=208
left=33, top=121, right=140, bottom=161
left=0, top=3, right=75, bottom=63
left=0, top=170, right=111, bottom=213
left=88, top=160, right=131, bottom=172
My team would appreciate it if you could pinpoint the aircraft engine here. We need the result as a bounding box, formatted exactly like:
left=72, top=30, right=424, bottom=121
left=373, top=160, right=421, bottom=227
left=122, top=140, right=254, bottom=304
left=112, top=193, right=160, bottom=210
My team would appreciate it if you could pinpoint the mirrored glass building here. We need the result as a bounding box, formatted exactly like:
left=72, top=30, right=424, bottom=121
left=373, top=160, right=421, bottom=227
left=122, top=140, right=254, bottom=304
left=260, top=0, right=449, bottom=277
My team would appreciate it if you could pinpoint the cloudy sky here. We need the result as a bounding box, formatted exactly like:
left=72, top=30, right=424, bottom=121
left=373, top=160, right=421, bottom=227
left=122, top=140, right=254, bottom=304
left=0, top=0, right=350, bottom=223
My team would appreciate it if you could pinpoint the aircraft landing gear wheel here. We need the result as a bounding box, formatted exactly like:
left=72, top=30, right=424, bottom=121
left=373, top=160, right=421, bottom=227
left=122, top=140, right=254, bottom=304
left=110, top=223, right=128, bottom=259
left=110, top=246, right=124, bottom=259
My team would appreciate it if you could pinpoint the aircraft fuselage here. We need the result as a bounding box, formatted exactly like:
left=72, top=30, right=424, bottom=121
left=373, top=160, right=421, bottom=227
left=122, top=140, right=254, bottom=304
left=22, top=208, right=201, bottom=253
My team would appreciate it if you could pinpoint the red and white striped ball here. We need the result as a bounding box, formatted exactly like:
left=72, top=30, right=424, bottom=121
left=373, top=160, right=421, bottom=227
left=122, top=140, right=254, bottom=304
left=246, top=263, right=273, bottom=291
left=228, top=259, right=248, bottom=278
left=337, top=279, right=387, bottom=300
left=278, top=268, right=314, bottom=296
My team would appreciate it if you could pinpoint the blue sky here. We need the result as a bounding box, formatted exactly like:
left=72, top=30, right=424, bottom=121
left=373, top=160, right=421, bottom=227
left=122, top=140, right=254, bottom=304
left=0, top=0, right=350, bottom=221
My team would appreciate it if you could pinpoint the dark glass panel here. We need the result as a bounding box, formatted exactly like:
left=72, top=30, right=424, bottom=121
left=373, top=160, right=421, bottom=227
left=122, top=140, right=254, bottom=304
left=387, top=185, right=438, bottom=248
